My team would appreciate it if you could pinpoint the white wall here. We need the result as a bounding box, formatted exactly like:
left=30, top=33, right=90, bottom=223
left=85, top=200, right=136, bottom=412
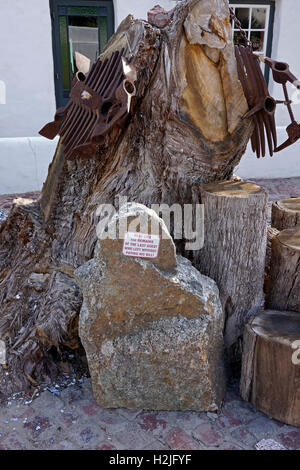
left=0, top=137, right=59, bottom=194
left=0, top=0, right=56, bottom=139
left=114, top=0, right=175, bottom=27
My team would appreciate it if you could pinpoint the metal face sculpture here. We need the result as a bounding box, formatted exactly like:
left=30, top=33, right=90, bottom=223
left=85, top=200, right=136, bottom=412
left=39, top=49, right=137, bottom=159
left=230, top=8, right=300, bottom=158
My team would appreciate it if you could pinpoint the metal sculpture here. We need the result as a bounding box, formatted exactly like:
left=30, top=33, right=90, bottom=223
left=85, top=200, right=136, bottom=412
left=230, top=8, right=300, bottom=158
left=235, top=45, right=277, bottom=158
left=39, top=49, right=137, bottom=159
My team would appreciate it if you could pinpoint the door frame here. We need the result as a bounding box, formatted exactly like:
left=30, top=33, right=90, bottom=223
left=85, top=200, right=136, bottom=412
left=49, top=0, right=115, bottom=108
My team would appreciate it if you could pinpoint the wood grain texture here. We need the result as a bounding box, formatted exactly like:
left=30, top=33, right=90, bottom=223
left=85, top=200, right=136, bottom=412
left=240, top=310, right=300, bottom=427
left=266, top=228, right=300, bottom=312
left=272, top=198, right=300, bottom=231
left=0, top=0, right=253, bottom=395
left=264, top=226, right=279, bottom=295
left=195, top=181, right=268, bottom=361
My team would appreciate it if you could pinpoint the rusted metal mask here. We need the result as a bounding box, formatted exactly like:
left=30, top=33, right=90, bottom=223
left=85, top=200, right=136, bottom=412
left=39, top=49, right=137, bottom=159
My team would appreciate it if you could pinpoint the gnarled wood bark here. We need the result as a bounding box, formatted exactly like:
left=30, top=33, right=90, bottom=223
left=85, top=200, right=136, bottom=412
left=0, top=0, right=253, bottom=396
left=195, top=181, right=268, bottom=362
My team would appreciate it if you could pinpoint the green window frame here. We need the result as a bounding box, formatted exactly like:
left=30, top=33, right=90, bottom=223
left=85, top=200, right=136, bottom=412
left=50, top=0, right=115, bottom=108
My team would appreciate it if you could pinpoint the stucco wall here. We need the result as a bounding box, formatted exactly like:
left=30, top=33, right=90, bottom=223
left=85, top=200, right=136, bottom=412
left=0, top=0, right=57, bottom=139
left=114, top=0, right=175, bottom=26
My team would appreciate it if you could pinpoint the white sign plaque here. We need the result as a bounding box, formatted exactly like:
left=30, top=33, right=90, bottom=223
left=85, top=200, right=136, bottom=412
left=122, top=232, right=160, bottom=259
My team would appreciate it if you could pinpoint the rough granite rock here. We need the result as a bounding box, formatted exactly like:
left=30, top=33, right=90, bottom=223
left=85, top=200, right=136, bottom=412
left=75, top=203, right=226, bottom=411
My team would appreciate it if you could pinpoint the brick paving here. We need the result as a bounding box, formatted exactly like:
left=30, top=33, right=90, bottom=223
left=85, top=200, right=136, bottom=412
left=0, top=378, right=298, bottom=450
left=248, top=177, right=300, bottom=202
left=0, top=177, right=300, bottom=450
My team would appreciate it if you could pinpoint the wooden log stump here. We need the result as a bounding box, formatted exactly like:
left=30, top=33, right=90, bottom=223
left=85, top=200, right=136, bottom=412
left=241, top=310, right=300, bottom=427
left=195, top=181, right=268, bottom=360
left=272, top=198, right=300, bottom=231
left=264, top=226, right=279, bottom=294
left=266, top=228, right=300, bottom=312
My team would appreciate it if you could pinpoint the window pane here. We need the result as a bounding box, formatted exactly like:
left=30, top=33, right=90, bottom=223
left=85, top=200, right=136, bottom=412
left=234, top=30, right=249, bottom=47
left=99, top=16, right=108, bottom=51
left=250, top=31, right=265, bottom=52
left=68, top=6, right=98, bottom=16
left=235, top=8, right=250, bottom=29
left=251, top=8, right=267, bottom=29
left=59, top=16, right=71, bottom=90
left=68, top=16, right=99, bottom=72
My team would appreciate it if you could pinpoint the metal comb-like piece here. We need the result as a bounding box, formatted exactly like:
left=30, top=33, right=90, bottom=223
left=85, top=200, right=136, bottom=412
left=39, top=49, right=137, bottom=159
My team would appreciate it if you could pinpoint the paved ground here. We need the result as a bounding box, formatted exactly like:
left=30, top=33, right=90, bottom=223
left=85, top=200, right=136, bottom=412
left=0, top=178, right=300, bottom=451
left=0, top=191, right=41, bottom=211
left=248, top=177, right=300, bottom=201
left=0, top=377, right=299, bottom=450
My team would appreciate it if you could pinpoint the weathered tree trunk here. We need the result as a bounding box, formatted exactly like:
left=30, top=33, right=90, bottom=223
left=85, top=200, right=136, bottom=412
left=0, top=0, right=253, bottom=396
left=266, top=228, right=300, bottom=312
left=195, top=181, right=268, bottom=361
left=264, top=225, right=279, bottom=294
left=240, top=310, right=300, bottom=427
left=271, top=198, right=300, bottom=231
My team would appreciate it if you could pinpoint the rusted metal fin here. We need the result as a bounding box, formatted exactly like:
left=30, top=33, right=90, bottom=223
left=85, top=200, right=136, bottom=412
left=263, top=112, right=274, bottom=156
left=235, top=45, right=278, bottom=159
left=253, top=115, right=261, bottom=159
left=235, top=46, right=253, bottom=106
left=39, top=103, right=71, bottom=139
left=256, top=113, right=266, bottom=158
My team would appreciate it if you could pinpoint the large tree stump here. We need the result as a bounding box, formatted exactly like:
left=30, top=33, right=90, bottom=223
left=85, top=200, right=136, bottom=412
left=272, top=198, right=300, bottom=231
left=266, top=228, right=300, bottom=312
left=0, top=0, right=253, bottom=396
left=264, top=226, right=279, bottom=295
left=240, top=310, right=300, bottom=427
left=195, top=181, right=268, bottom=361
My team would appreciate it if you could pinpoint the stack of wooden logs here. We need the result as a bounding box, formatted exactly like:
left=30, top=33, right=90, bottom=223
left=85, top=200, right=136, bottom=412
left=196, top=181, right=300, bottom=426
left=241, top=197, right=300, bottom=427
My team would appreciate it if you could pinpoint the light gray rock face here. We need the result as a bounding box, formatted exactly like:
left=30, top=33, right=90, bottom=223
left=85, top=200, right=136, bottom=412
left=75, top=203, right=226, bottom=411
